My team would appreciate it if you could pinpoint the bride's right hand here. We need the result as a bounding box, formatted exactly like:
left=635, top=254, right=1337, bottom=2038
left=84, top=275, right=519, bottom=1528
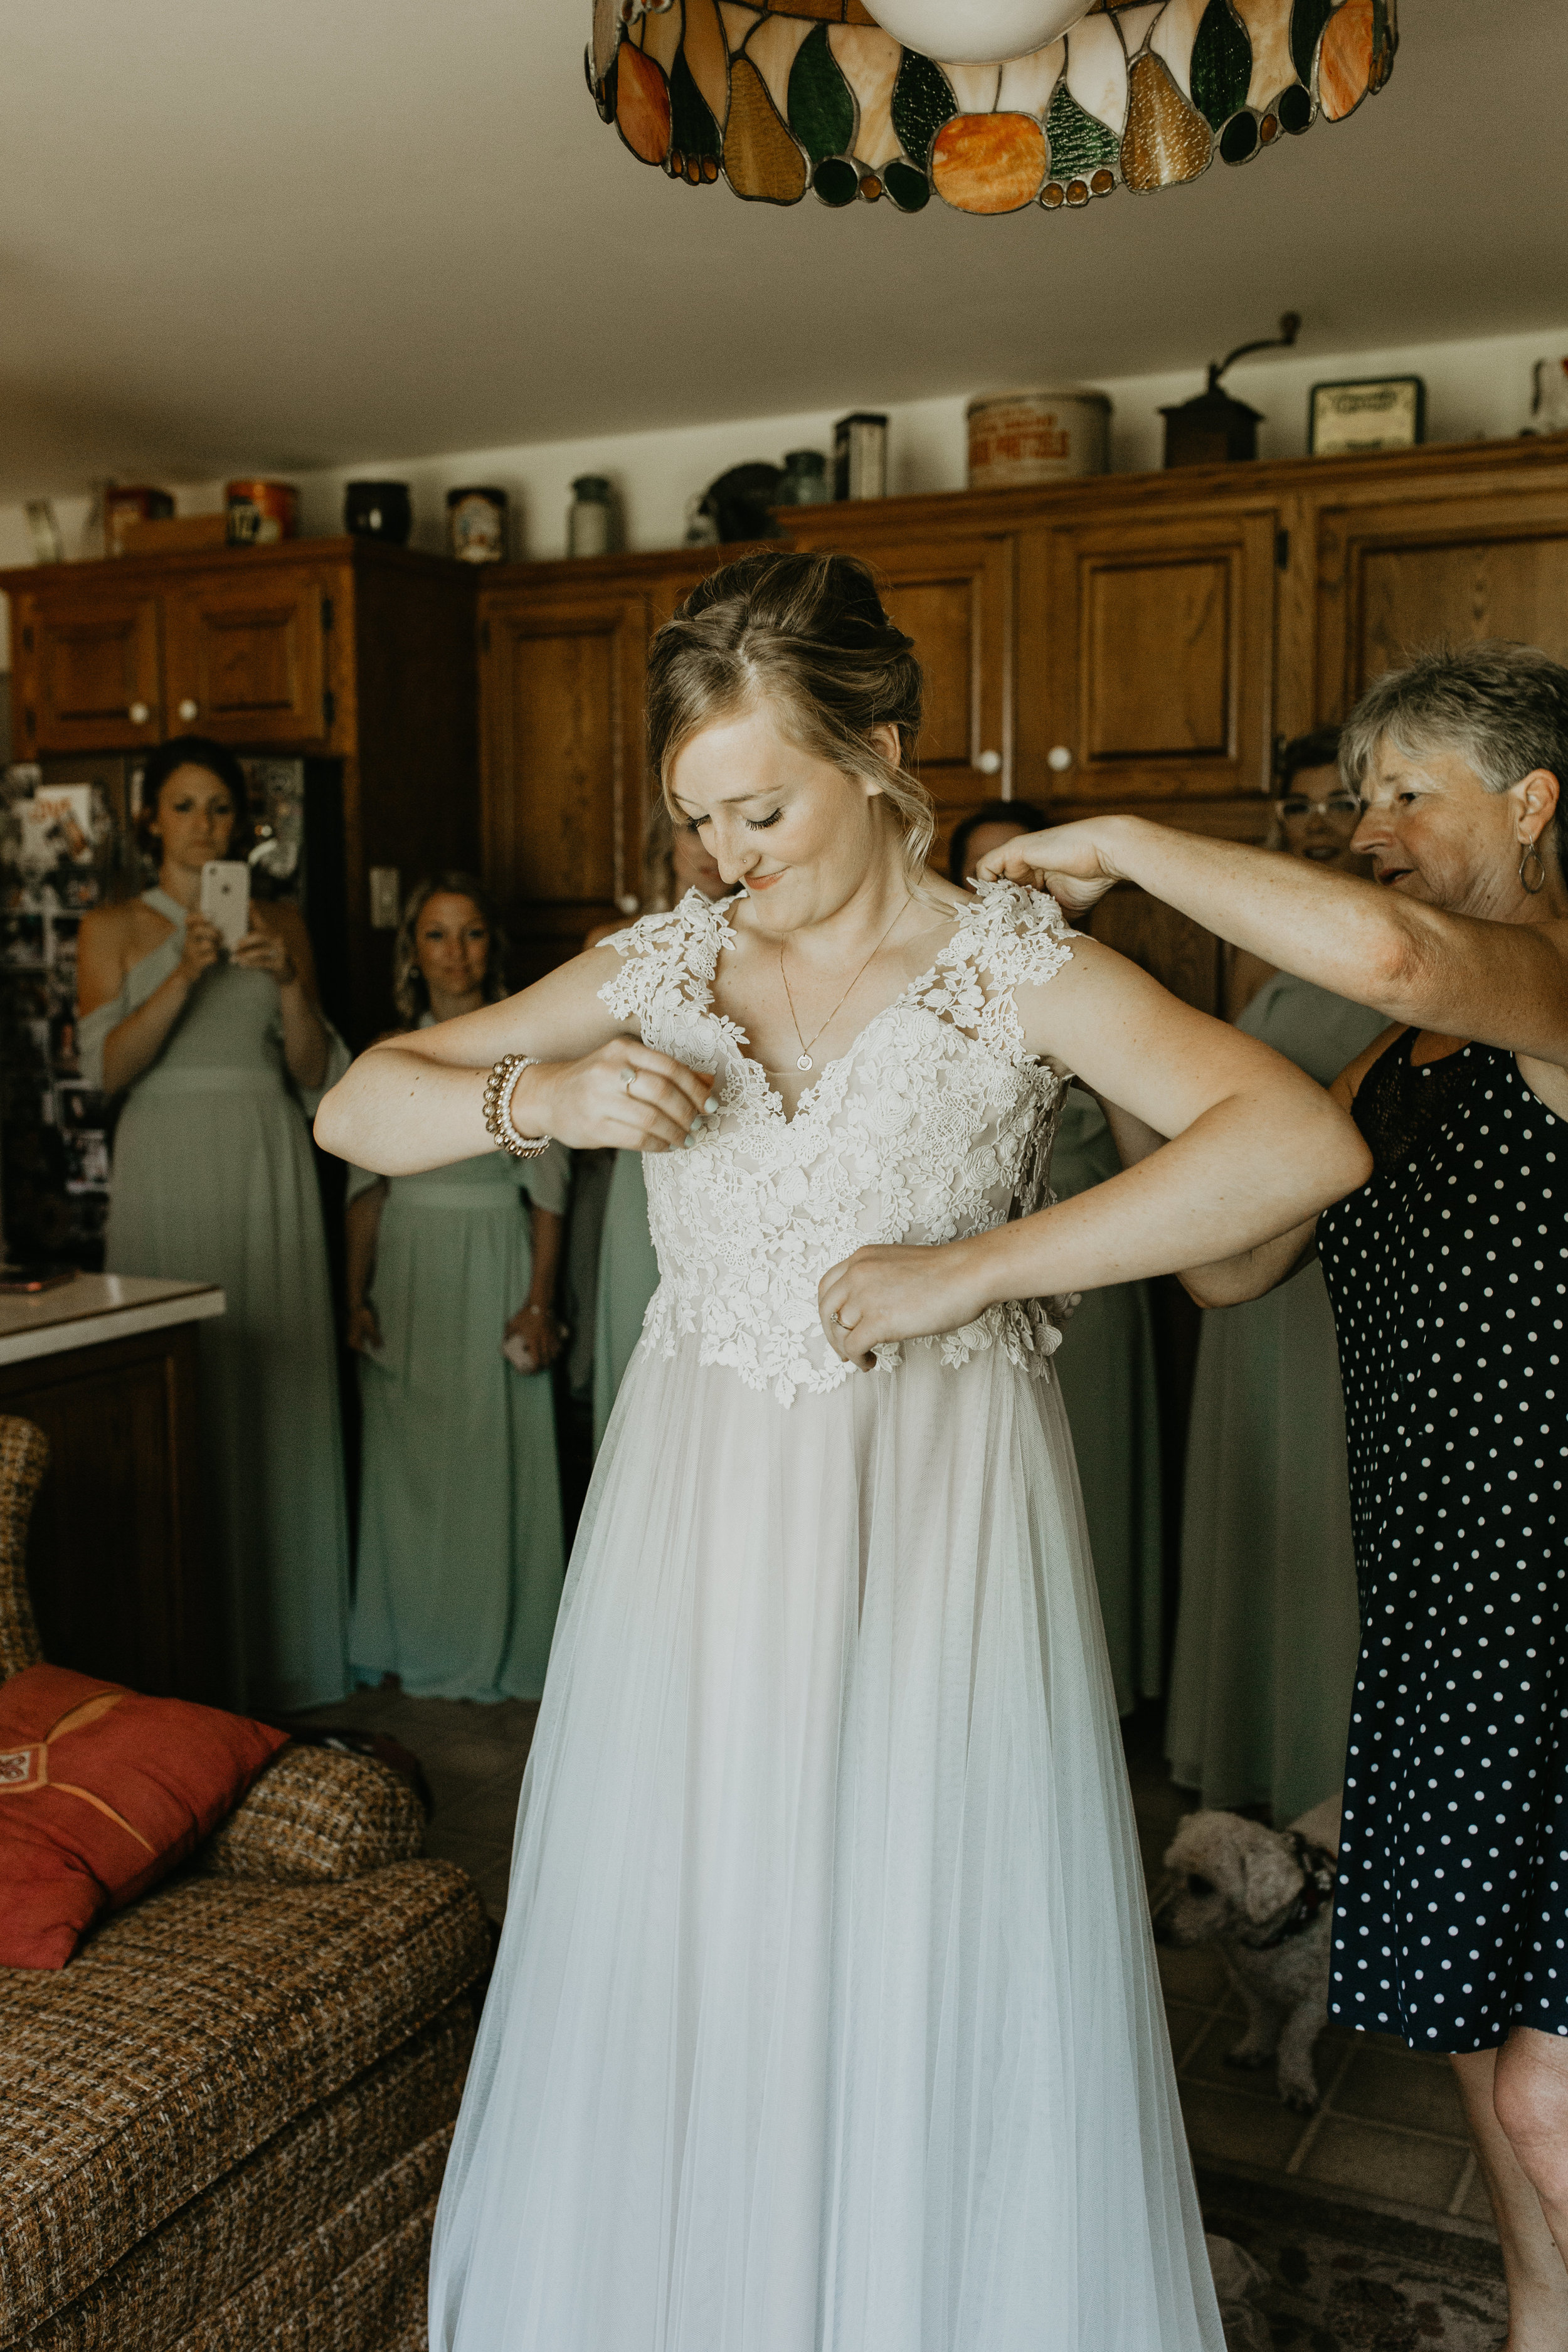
left=517, top=1041, right=716, bottom=1153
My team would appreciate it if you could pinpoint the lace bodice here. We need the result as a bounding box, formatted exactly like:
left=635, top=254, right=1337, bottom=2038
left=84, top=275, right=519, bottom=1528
left=598, top=880, right=1077, bottom=1405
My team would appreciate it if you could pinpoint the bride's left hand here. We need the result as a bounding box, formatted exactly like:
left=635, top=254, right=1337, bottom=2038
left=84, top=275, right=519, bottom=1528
left=818, top=1241, right=991, bottom=1371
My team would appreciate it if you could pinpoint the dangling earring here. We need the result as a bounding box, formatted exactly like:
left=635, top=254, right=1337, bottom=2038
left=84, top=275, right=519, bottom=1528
left=1520, top=838, right=1547, bottom=895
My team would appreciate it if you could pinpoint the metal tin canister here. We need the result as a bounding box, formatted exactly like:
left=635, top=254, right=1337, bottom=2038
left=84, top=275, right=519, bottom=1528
left=966, top=389, right=1111, bottom=489
left=225, top=479, right=299, bottom=546
left=447, top=486, right=509, bottom=564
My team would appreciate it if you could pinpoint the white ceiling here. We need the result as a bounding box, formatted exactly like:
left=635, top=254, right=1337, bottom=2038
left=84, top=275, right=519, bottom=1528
left=0, top=0, right=1562, bottom=502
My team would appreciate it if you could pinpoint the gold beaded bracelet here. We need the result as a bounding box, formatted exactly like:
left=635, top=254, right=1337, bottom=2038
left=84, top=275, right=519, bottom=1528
left=481, top=1054, right=551, bottom=1160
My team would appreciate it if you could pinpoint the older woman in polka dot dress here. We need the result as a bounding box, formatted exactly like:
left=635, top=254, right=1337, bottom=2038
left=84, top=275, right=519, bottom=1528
left=980, top=642, right=1568, bottom=2348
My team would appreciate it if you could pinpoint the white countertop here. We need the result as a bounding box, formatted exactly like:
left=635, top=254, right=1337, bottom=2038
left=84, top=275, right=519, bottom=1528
left=0, top=1273, right=226, bottom=1368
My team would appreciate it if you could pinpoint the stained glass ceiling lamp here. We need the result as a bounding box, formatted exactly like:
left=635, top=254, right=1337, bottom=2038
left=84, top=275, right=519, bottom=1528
left=587, top=0, right=1397, bottom=215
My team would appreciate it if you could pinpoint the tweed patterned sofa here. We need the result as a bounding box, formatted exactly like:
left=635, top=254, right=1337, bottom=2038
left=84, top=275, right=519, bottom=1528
left=0, top=1417, right=492, bottom=2352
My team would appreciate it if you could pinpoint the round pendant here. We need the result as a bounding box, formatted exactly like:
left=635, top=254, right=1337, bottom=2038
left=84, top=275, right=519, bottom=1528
left=797, top=1054, right=813, bottom=1072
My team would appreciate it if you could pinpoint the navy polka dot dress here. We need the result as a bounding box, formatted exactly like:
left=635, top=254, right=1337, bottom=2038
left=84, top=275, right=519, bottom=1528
left=1317, top=1030, right=1568, bottom=2052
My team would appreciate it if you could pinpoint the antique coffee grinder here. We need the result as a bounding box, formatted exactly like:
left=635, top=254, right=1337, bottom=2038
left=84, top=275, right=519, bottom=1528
left=1161, top=312, right=1302, bottom=469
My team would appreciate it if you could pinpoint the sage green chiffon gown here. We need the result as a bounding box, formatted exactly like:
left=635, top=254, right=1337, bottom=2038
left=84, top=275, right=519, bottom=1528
left=593, top=1101, right=1163, bottom=1716
left=349, top=1127, right=571, bottom=1702
left=80, top=887, right=351, bottom=1714
left=1165, top=972, right=1388, bottom=1823
left=1049, top=1088, right=1165, bottom=1717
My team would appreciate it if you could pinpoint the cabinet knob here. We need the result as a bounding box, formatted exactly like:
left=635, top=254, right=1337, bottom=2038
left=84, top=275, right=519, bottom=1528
left=129, top=701, right=150, bottom=726
left=977, top=749, right=1002, bottom=776
left=177, top=699, right=199, bottom=723
left=1047, top=745, right=1074, bottom=773
left=617, top=894, right=642, bottom=916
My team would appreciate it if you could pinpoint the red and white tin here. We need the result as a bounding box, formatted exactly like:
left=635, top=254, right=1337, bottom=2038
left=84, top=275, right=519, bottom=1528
left=966, top=388, right=1111, bottom=489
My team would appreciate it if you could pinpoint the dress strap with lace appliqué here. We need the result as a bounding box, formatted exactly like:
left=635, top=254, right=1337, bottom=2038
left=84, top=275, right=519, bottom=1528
left=915, top=881, right=1077, bottom=1062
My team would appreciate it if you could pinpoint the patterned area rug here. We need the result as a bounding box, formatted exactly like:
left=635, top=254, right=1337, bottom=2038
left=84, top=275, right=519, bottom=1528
left=1199, top=2171, right=1507, bottom=2351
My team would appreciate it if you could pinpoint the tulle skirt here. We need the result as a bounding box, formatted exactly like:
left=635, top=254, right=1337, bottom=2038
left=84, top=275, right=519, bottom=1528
left=429, top=1332, right=1221, bottom=2351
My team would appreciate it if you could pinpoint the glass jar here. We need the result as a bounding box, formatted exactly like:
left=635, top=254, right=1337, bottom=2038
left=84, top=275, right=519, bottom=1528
left=568, top=476, right=614, bottom=558
left=779, top=450, right=830, bottom=506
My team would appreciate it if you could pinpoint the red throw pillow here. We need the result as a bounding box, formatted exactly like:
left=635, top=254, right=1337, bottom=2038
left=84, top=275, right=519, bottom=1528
left=0, top=1663, right=289, bottom=1968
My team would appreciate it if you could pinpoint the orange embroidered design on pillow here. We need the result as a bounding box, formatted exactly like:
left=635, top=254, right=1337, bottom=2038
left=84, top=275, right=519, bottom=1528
left=0, top=1690, right=156, bottom=1853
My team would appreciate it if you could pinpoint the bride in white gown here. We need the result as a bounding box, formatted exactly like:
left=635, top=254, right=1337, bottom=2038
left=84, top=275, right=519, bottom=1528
left=316, top=553, right=1370, bottom=2352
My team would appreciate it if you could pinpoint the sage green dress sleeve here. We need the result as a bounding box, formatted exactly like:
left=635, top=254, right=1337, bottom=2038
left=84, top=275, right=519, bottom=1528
left=86, top=888, right=351, bottom=1714
left=350, top=1085, right=571, bottom=1702
left=1165, top=972, right=1389, bottom=1823
left=591, top=1149, right=662, bottom=1456
left=1048, top=1088, right=1164, bottom=1717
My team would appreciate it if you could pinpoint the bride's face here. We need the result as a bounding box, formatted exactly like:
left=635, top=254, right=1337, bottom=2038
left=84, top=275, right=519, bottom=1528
left=667, top=701, right=899, bottom=926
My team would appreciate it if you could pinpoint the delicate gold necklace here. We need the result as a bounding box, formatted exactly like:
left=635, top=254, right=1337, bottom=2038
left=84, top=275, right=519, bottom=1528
left=778, top=899, right=911, bottom=1073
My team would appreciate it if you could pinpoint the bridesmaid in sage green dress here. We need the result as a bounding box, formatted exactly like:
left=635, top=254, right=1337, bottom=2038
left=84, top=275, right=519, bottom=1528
left=347, top=878, right=569, bottom=1701
left=950, top=805, right=1164, bottom=1715
left=76, top=736, right=350, bottom=1713
left=1165, top=735, right=1388, bottom=1822
left=590, top=815, right=728, bottom=1454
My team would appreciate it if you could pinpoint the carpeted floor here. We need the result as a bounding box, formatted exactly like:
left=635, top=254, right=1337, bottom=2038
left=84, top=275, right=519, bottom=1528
left=1200, top=2171, right=1507, bottom=2351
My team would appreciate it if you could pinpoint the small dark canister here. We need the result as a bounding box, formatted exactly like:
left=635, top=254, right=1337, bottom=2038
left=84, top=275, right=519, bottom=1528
left=344, top=482, right=413, bottom=544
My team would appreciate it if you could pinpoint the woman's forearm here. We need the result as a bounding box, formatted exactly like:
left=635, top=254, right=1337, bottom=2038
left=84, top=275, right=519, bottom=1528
left=1093, top=817, right=1568, bottom=1049
left=278, top=978, right=329, bottom=1091
left=966, top=1084, right=1367, bottom=1305
left=316, top=1045, right=556, bottom=1172
left=1098, top=818, right=1417, bottom=1003
left=100, top=969, right=193, bottom=1094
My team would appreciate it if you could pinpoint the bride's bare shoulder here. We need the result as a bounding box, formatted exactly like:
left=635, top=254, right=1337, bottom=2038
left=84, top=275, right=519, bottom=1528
left=918, top=872, right=972, bottom=914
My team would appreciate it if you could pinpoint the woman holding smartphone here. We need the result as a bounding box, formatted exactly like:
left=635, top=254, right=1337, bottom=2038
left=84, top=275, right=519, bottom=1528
left=346, top=876, right=570, bottom=1703
left=77, top=734, right=349, bottom=1712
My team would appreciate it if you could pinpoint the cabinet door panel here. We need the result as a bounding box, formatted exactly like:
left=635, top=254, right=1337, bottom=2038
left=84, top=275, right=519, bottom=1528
left=163, top=568, right=329, bottom=745
left=482, top=591, right=648, bottom=978
left=847, top=536, right=1012, bottom=871
left=21, top=593, right=162, bottom=753
left=4, top=1325, right=212, bottom=1701
left=1084, top=555, right=1232, bottom=758
left=874, top=540, right=1009, bottom=783
left=1042, top=509, right=1277, bottom=811
left=1317, top=489, right=1568, bottom=716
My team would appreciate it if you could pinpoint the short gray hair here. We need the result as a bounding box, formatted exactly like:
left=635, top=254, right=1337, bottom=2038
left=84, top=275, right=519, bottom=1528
left=1340, top=640, right=1568, bottom=862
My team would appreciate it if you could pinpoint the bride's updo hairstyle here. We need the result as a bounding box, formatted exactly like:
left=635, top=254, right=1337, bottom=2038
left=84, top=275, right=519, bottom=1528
left=647, top=550, right=933, bottom=880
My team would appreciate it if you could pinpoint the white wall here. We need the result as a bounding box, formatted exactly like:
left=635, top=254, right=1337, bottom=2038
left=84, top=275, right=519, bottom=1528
left=2, top=324, right=1564, bottom=670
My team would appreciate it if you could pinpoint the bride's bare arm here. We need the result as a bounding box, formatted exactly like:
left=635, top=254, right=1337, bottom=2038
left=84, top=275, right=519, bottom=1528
left=1165, top=1020, right=1398, bottom=1306
left=314, top=945, right=712, bottom=1175
left=818, top=935, right=1370, bottom=1364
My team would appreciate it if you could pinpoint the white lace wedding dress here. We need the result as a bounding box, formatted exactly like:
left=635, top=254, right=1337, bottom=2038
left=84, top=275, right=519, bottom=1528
left=429, top=882, right=1222, bottom=2352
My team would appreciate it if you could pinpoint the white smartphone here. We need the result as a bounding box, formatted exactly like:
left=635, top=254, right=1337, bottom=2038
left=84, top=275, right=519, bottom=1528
left=199, top=859, right=251, bottom=951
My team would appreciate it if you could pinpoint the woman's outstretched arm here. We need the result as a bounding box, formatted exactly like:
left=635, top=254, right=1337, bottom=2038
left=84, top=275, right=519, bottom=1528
left=314, top=945, right=711, bottom=1173
left=819, top=935, right=1372, bottom=1365
left=975, top=813, right=1568, bottom=1070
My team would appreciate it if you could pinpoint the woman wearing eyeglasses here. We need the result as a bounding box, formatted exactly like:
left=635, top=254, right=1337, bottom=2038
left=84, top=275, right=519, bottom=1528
left=977, top=647, right=1568, bottom=2344
left=1165, top=731, right=1388, bottom=1826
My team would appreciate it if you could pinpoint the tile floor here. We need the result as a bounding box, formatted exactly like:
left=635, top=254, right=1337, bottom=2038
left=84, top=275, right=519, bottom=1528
left=293, top=1685, right=1498, bottom=2247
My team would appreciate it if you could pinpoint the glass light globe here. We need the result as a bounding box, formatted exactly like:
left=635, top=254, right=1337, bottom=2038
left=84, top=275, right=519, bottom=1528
left=860, top=0, right=1093, bottom=66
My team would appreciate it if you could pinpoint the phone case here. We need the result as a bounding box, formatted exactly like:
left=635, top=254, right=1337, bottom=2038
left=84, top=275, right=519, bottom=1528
left=200, top=861, right=250, bottom=950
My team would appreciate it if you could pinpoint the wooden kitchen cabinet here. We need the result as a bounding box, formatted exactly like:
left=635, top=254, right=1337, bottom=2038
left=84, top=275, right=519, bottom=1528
left=475, top=435, right=1568, bottom=995
left=161, top=564, right=330, bottom=748
left=1, top=539, right=479, bottom=1043
left=2, top=1300, right=219, bottom=1703
left=1036, top=504, right=1279, bottom=815
left=15, top=588, right=163, bottom=755
left=790, top=522, right=1014, bottom=862
left=481, top=583, right=650, bottom=982
left=1316, top=475, right=1568, bottom=720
